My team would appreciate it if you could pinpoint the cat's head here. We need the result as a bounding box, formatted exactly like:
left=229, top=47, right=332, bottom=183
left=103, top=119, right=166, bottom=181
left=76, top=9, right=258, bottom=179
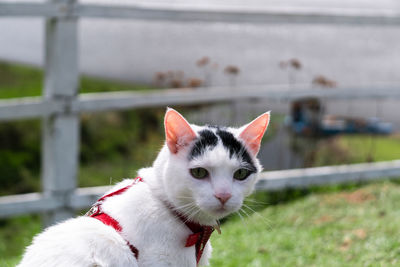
left=154, top=108, right=270, bottom=225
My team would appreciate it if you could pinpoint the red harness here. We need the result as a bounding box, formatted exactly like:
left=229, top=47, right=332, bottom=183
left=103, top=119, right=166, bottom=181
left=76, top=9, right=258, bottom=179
left=86, top=177, right=215, bottom=264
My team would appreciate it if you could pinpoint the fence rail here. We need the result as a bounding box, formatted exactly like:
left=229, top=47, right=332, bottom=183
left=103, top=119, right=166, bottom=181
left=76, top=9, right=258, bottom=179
left=256, top=160, right=400, bottom=191
left=0, top=0, right=399, bottom=225
left=1, top=2, right=400, bottom=25
left=1, top=86, right=400, bottom=121
left=1, top=160, right=400, bottom=218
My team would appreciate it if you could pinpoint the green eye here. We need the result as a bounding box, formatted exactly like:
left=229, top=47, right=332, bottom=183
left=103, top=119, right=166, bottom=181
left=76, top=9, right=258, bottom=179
left=233, top=168, right=252, bottom=180
left=190, top=168, right=209, bottom=179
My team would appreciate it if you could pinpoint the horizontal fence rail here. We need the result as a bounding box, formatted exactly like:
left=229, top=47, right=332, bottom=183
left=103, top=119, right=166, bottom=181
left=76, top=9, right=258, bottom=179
left=0, top=186, right=111, bottom=218
left=0, top=97, right=63, bottom=121
left=1, top=160, right=400, bottom=218
left=257, top=160, right=400, bottom=191
left=1, top=2, right=400, bottom=26
left=0, top=86, right=400, bottom=121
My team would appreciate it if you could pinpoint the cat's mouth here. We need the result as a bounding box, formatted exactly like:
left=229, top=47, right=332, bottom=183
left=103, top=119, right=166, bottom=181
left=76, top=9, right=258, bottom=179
left=211, top=205, right=235, bottom=218
left=196, top=202, right=239, bottom=220
left=215, top=206, right=227, bottom=213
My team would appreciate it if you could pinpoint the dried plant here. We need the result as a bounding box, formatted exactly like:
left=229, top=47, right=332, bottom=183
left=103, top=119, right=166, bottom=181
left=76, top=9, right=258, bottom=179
left=279, top=58, right=302, bottom=70
left=153, top=72, right=166, bottom=87
left=196, top=56, right=218, bottom=87
left=175, top=71, right=184, bottom=80
left=312, top=75, right=337, bottom=88
left=279, top=58, right=302, bottom=88
left=153, top=70, right=186, bottom=88
left=224, top=65, right=240, bottom=75
left=170, top=79, right=183, bottom=88
left=224, top=65, right=240, bottom=87
left=166, top=70, right=175, bottom=79
left=153, top=57, right=218, bottom=89
left=196, top=56, right=210, bottom=67
left=187, top=78, right=203, bottom=88
left=289, top=58, right=302, bottom=70
left=223, top=64, right=241, bottom=124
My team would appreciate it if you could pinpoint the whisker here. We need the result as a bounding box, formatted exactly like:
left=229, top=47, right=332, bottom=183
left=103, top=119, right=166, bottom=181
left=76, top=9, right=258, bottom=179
left=172, top=202, right=196, bottom=211
left=242, top=204, right=273, bottom=230
left=176, top=205, right=198, bottom=219
left=236, top=210, right=248, bottom=227
left=236, top=211, right=244, bottom=222
left=170, top=205, right=201, bottom=230
left=176, top=196, right=195, bottom=200
left=181, top=208, right=202, bottom=226
left=236, top=210, right=251, bottom=233
left=244, top=198, right=269, bottom=205
left=239, top=207, right=252, bottom=219
left=242, top=204, right=262, bottom=215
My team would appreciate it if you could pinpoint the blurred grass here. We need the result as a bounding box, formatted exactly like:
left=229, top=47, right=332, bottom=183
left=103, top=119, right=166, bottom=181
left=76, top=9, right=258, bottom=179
left=312, top=134, right=400, bottom=166
left=292, top=134, right=400, bottom=168
left=339, top=135, right=400, bottom=163
left=210, top=180, right=400, bottom=266
left=0, top=61, right=151, bottom=99
left=0, top=216, right=41, bottom=266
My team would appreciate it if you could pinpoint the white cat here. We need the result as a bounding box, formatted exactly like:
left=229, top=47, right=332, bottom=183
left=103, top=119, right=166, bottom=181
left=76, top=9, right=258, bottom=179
left=18, top=108, right=270, bottom=267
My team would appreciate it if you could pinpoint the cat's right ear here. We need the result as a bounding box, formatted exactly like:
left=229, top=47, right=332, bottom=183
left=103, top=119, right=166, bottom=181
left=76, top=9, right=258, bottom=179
left=164, top=108, right=197, bottom=154
left=238, top=111, right=270, bottom=156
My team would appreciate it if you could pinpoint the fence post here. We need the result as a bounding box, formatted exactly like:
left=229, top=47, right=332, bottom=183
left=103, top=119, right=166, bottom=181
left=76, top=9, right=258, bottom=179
left=42, top=0, right=79, bottom=227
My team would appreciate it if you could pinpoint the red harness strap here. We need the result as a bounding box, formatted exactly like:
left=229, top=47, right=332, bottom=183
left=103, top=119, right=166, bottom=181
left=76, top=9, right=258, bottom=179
left=171, top=209, right=215, bottom=264
left=87, top=177, right=142, bottom=259
left=87, top=177, right=215, bottom=264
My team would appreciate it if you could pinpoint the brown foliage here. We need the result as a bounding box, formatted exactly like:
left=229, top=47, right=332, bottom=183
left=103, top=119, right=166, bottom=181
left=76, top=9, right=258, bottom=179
left=312, top=75, right=337, bottom=88
left=187, top=78, right=203, bottom=88
left=196, top=56, right=210, bottom=67
left=224, top=65, right=240, bottom=75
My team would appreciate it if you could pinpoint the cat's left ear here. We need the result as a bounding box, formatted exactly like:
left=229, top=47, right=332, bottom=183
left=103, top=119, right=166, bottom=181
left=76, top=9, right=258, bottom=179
left=164, top=108, right=197, bottom=154
left=239, top=111, right=270, bottom=156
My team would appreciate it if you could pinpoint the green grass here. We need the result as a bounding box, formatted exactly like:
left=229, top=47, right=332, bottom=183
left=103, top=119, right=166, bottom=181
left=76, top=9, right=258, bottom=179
left=0, top=61, right=152, bottom=99
left=304, top=134, right=400, bottom=169
left=0, top=62, right=43, bottom=99
left=210, top=180, right=400, bottom=266
left=339, top=135, right=400, bottom=163
left=0, top=216, right=41, bottom=266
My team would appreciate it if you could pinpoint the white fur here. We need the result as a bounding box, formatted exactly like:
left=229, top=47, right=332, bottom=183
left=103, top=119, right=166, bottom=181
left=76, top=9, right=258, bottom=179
left=18, top=120, right=266, bottom=267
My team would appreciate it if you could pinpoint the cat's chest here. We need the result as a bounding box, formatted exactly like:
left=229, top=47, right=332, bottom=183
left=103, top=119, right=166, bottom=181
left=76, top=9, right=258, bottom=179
left=100, top=182, right=205, bottom=266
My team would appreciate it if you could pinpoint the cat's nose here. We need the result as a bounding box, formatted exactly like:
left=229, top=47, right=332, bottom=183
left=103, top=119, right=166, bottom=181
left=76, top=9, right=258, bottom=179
left=214, top=192, right=232, bottom=205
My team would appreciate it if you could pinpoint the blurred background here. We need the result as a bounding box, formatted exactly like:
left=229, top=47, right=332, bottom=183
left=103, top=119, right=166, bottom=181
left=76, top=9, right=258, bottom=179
left=1, top=0, right=400, bottom=266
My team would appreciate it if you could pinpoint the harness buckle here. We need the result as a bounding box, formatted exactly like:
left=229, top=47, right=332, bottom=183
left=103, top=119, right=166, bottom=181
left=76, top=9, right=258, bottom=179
left=85, top=202, right=101, bottom=217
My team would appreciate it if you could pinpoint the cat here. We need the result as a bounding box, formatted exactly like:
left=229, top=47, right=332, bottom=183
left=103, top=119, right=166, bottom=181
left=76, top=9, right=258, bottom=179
left=18, top=108, right=270, bottom=267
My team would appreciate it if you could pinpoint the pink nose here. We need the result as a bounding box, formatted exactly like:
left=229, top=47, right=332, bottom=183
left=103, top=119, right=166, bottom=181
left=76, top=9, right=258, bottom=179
left=214, top=192, right=232, bottom=205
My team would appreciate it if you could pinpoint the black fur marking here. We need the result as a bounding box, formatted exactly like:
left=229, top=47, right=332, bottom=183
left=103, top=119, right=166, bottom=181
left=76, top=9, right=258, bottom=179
left=206, top=125, right=220, bottom=129
left=216, top=129, right=257, bottom=172
left=189, top=129, right=218, bottom=159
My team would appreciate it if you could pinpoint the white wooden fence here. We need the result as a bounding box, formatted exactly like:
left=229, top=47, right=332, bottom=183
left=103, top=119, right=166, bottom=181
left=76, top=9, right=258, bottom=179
left=0, top=1, right=400, bottom=226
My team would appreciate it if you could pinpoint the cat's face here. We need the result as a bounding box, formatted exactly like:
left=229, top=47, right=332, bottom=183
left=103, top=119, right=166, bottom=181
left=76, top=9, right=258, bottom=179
left=162, top=108, right=270, bottom=225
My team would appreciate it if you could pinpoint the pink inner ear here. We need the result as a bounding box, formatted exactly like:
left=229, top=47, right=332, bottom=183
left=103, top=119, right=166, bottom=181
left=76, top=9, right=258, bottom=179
left=165, top=108, right=196, bottom=154
left=239, top=112, right=270, bottom=155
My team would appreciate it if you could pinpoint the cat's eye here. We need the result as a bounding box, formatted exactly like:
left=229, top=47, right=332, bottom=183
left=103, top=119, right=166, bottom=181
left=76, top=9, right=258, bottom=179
left=233, top=168, right=252, bottom=180
left=190, top=168, right=209, bottom=179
